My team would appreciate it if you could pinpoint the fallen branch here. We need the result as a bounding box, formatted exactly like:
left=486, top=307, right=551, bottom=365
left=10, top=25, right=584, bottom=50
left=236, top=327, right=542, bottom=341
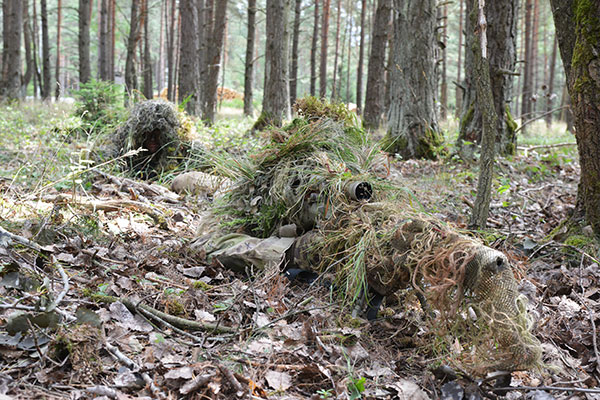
left=517, top=142, right=577, bottom=156
left=0, top=225, right=45, bottom=252
left=93, top=169, right=179, bottom=202
left=492, top=386, right=600, bottom=394
left=180, top=373, right=215, bottom=395
left=218, top=364, right=245, bottom=394
left=90, top=294, right=236, bottom=334
left=105, top=341, right=166, bottom=399
left=43, top=193, right=167, bottom=227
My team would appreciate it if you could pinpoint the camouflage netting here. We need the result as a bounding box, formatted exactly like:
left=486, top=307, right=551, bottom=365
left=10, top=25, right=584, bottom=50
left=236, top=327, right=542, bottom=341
left=112, top=99, right=195, bottom=176
left=208, top=99, right=542, bottom=374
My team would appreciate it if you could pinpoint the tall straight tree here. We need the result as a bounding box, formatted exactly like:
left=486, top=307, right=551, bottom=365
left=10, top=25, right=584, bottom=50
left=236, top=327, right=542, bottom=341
left=142, top=0, right=153, bottom=99
left=289, top=0, right=302, bottom=106
left=243, top=0, right=257, bottom=116
left=456, top=0, right=518, bottom=158
left=256, top=0, right=291, bottom=129
left=550, top=0, right=600, bottom=235
left=356, top=0, right=366, bottom=113
left=78, top=0, right=91, bottom=84
left=520, top=0, right=533, bottom=128
left=384, top=0, right=441, bottom=159
left=41, top=0, right=51, bottom=99
left=455, top=0, right=464, bottom=116
left=309, top=0, right=319, bottom=96
left=125, top=0, right=142, bottom=97
left=319, top=0, right=330, bottom=97
left=22, top=0, right=34, bottom=96
left=331, top=0, right=342, bottom=99
left=167, top=0, right=177, bottom=101
left=98, top=0, right=110, bottom=80
left=363, top=0, right=391, bottom=129
left=178, top=0, right=199, bottom=115
left=439, top=2, right=448, bottom=119
left=110, top=0, right=116, bottom=81
left=54, top=0, right=62, bottom=98
left=202, top=0, right=228, bottom=123
left=545, top=35, right=558, bottom=126
left=0, top=0, right=22, bottom=100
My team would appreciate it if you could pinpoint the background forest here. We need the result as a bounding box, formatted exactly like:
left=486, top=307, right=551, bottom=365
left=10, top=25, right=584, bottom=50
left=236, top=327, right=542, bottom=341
left=1, top=0, right=600, bottom=399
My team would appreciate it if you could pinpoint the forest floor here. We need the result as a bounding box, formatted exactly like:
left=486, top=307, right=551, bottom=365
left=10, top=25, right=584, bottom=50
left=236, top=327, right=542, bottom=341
left=0, top=102, right=599, bottom=399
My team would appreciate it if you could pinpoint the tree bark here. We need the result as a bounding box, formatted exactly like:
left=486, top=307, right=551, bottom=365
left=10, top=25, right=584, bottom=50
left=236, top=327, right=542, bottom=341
left=455, top=0, right=464, bottom=116
left=550, top=0, right=600, bottom=235
left=125, top=0, right=141, bottom=98
left=384, top=0, right=441, bottom=159
left=0, top=0, right=22, bottom=100
left=54, top=0, right=62, bottom=98
left=356, top=0, right=366, bottom=114
left=243, top=0, right=257, bottom=116
left=520, top=0, right=533, bottom=128
left=142, top=0, right=153, bottom=99
left=202, top=0, right=228, bottom=123
left=290, top=0, right=302, bottom=106
left=178, top=0, right=199, bottom=114
left=363, top=0, right=391, bottom=129
left=331, top=0, right=342, bottom=99
left=109, top=0, right=116, bottom=81
left=32, top=0, right=42, bottom=97
left=157, top=0, right=165, bottom=92
left=439, top=2, right=448, bottom=120
left=167, top=0, right=177, bottom=101
left=470, top=0, right=499, bottom=229
left=78, top=0, right=91, bottom=84
left=22, top=0, right=34, bottom=96
left=256, top=0, right=291, bottom=129
left=456, top=0, right=518, bottom=158
left=545, top=35, right=557, bottom=127
left=309, top=0, right=319, bottom=96
left=99, top=0, right=110, bottom=80
left=41, top=0, right=51, bottom=99
left=319, top=0, right=330, bottom=98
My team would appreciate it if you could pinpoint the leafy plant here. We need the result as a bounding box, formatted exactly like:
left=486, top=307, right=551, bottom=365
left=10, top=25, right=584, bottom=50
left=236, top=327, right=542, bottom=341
left=72, top=79, right=126, bottom=135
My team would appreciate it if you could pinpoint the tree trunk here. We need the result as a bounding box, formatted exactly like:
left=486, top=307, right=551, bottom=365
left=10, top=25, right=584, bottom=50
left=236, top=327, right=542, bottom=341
left=319, top=0, right=330, bottom=98
left=345, top=0, right=353, bottom=103
left=470, top=0, right=499, bottom=229
left=439, top=2, right=448, bottom=120
left=545, top=35, right=557, bottom=127
left=41, top=0, right=51, bottom=99
left=331, top=0, right=342, bottom=100
left=309, top=0, right=319, bottom=96
left=157, top=0, right=165, bottom=92
left=256, top=0, right=291, bottom=129
left=78, top=0, right=91, bottom=84
left=243, top=0, right=257, bottom=116
left=143, top=0, right=153, bottom=99
left=520, top=0, right=533, bottom=128
left=550, top=0, right=600, bottom=235
left=178, top=0, right=199, bottom=114
left=99, top=0, right=110, bottom=80
left=202, top=0, right=228, bottom=123
left=455, top=0, right=463, bottom=116
left=125, top=0, right=141, bottom=98
left=456, top=0, right=518, bottom=158
left=0, top=0, right=22, bottom=100
left=109, top=0, right=116, bottom=81
left=22, top=0, right=34, bottom=96
left=167, top=0, right=177, bottom=101
left=531, top=0, right=540, bottom=108
left=32, top=0, right=42, bottom=97
left=384, top=0, right=441, bottom=159
left=356, top=0, right=366, bottom=114
left=362, top=0, right=391, bottom=129
left=290, top=0, right=302, bottom=106
left=55, top=0, right=63, bottom=98
left=1, top=1, right=9, bottom=78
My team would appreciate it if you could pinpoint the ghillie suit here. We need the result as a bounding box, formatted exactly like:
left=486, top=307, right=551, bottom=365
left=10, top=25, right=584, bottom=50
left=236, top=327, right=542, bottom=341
left=205, top=99, right=541, bottom=375
left=112, top=99, right=195, bottom=177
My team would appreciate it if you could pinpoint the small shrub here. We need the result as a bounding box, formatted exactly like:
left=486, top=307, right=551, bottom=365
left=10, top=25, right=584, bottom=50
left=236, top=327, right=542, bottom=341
left=73, top=80, right=126, bottom=135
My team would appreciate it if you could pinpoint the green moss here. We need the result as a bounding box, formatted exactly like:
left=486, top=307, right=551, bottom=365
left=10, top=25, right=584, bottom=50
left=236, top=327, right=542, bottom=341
left=564, top=234, right=594, bottom=248
left=193, top=280, right=212, bottom=290
left=571, top=0, right=600, bottom=95
left=459, top=105, right=475, bottom=134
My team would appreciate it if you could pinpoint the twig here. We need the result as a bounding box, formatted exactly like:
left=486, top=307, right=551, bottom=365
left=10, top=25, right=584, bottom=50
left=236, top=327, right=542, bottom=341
left=45, top=255, right=70, bottom=313
left=0, top=225, right=45, bottom=252
left=492, top=386, right=600, bottom=394
left=218, top=364, right=245, bottom=394
left=515, top=105, right=570, bottom=134
left=517, top=142, right=577, bottom=156
left=105, top=342, right=166, bottom=399
left=85, top=386, right=119, bottom=399
left=180, top=373, right=215, bottom=395
left=90, top=294, right=237, bottom=334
